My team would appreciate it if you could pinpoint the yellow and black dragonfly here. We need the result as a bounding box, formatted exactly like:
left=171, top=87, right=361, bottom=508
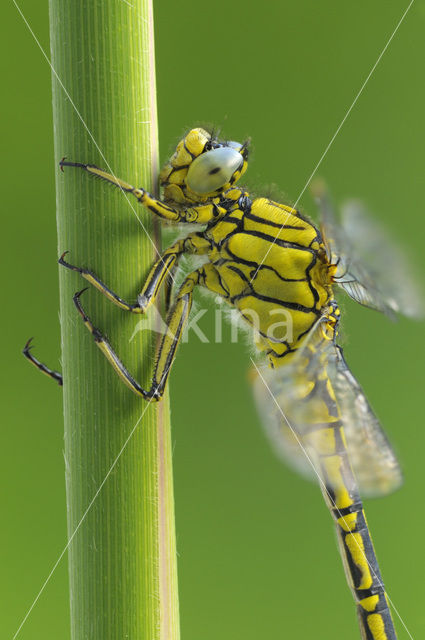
left=24, top=127, right=422, bottom=639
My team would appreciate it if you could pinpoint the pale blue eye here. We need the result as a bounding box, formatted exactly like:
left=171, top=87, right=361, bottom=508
left=186, top=147, right=243, bottom=194
left=226, top=140, right=243, bottom=151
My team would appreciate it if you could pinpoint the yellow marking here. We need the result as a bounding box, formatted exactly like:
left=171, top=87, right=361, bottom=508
left=296, top=379, right=315, bottom=399
left=232, top=164, right=247, bottom=183
left=170, top=140, right=192, bottom=167
left=337, top=512, right=358, bottom=532
left=227, top=232, right=314, bottom=279
left=208, top=220, right=240, bottom=245
left=367, top=613, right=388, bottom=640
left=236, top=295, right=318, bottom=346
left=168, top=168, right=188, bottom=184
left=163, top=183, right=186, bottom=203
left=185, top=127, right=209, bottom=156
left=244, top=216, right=309, bottom=246
left=201, top=263, right=230, bottom=298
left=266, top=341, right=290, bottom=357
left=159, top=164, right=173, bottom=181
left=274, top=202, right=299, bottom=215
left=326, top=377, right=338, bottom=402
left=252, top=268, right=317, bottom=307
left=251, top=198, right=310, bottom=233
left=339, top=426, right=349, bottom=449
left=187, top=203, right=222, bottom=224
left=83, top=319, right=93, bottom=332
left=304, top=428, right=336, bottom=456
left=322, top=456, right=352, bottom=509
left=359, top=594, right=379, bottom=612
left=345, top=532, right=373, bottom=589
left=226, top=188, right=242, bottom=200
left=185, top=233, right=211, bottom=254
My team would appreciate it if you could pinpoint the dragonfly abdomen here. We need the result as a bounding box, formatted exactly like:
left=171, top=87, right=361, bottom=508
left=298, top=359, right=398, bottom=640
left=316, top=425, right=397, bottom=640
left=333, top=498, right=397, bottom=640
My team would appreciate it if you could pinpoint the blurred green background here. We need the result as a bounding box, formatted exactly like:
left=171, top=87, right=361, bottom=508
left=2, top=0, right=424, bottom=638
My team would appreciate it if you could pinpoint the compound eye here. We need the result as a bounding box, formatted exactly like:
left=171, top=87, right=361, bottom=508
left=186, top=147, right=243, bottom=194
left=226, top=140, right=244, bottom=151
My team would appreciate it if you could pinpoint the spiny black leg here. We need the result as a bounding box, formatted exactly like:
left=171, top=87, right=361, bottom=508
left=23, top=338, right=63, bottom=386
left=60, top=158, right=93, bottom=173
left=59, top=252, right=140, bottom=312
left=59, top=158, right=222, bottom=224
left=72, top=289, right=160, bottom=400
left=59, top=232, right=207, bottom=316
left=72, top=268, right=199, bottom=401
left=59, top=158, right=144, bottom=199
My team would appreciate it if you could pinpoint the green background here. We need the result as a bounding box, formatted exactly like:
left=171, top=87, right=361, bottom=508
left=2, top=1, right=424, bottom=638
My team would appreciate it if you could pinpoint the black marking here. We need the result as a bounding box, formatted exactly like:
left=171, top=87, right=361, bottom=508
left=304, top=252, right=323, bottom=308
left=159, top=294, right=192, bottom=379
left=220, top=244, right=284, bottom=272
left=183, top=141, right=196, bottom=159
left=332, top=501, right=364, bottom=518
left=300, top=418, right=344, bottom=433
left=226, top=264, right=254, bottom=290
left=267, top=344, right=296, bottom=359
left=143, top=254, right=176, bottom=301
left=296, top=323, right=318, bottom=343
left=231, top=289, right=319, bottom=315
left=147, top=205, right=168, bottom=219
left=257, top=263, right=308, bottom=283
left=234, top=229, right=317, bottom=255
left=308, top=234, right=322, bottom=248
left=169, top=164, right=189, bottom=172
left=306, top=376, right=340, bottom=419
left=22, top=338, right=63, bottom=386
left=209, top=166, right=221, bottom=175
left=354, top=585, right=387, bottom=602
left=215, top=270, right=231, bottom=298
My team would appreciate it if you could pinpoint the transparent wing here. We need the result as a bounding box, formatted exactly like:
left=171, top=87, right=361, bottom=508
left=341, top=200, right=424, bottom=318
left=331, top=345, right=403, bottom=496
left=252, top=319, right=402, bottom=497
left=313, top=182, right=424, bottom=319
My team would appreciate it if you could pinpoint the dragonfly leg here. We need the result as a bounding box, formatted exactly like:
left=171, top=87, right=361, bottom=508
left=59, top=160, right=226, bottom=224
left=72, top=267, right=203, bottom=400
left=59, top=232, right=210, bottom=314
left=136, top=232, right=210, bottom=312
left=22, top=338, right=63, bottom=386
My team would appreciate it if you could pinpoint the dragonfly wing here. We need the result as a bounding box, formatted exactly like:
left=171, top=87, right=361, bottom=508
left=252, top=317, right=338, bottom=486
left=341, top=200, right=424, bottom=319
left=252, top=356, right=318, bottom=485
left=314, top=183, right=424, bottom=318
left=330, top=346, right=403, bottom=497
left=253, top=320, right=403, bottom=497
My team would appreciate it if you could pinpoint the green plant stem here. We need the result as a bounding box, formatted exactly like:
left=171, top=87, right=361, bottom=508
left=49, top=1, right=180, bottom=638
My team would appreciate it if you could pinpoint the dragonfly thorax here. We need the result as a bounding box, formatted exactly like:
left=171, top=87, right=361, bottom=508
left=203, top=194, right=335, bottom=366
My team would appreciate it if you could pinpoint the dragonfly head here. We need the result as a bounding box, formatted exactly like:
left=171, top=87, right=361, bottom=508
left=160, top=127, right=249, bottom=204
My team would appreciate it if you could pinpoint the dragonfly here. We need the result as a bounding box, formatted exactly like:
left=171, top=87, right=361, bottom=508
left=24, top=127, right=422, bottom=639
